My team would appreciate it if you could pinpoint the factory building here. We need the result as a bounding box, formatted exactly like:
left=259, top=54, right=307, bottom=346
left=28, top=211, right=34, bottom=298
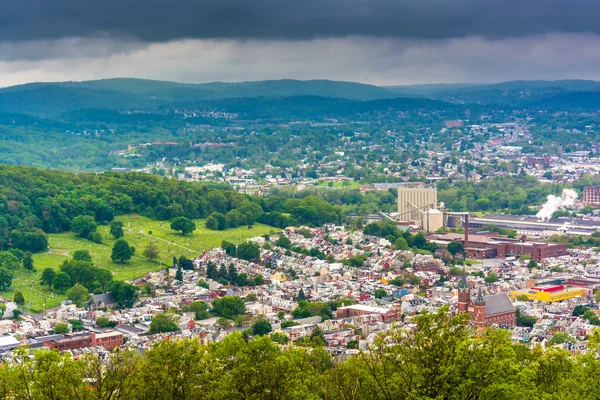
left=470, top=214, right=600, bottom=237
left=509, top=275, right=599, bottom=302
left=397, top=185, right=440, bottom=232
left=430, top=232, right=567, bottom=262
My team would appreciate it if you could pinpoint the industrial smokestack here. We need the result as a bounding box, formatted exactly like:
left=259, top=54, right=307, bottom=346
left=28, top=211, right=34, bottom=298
left=464, top=214, right=469, bottom=250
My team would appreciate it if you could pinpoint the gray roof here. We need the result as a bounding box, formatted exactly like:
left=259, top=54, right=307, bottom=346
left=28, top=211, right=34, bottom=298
left=485, top=294, right=515, bottom=316
left=91, top=293, right=117, bottom=306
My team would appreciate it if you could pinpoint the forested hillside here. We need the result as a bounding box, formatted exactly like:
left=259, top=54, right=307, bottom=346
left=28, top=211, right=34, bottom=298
left=0, top=165, right=346, bottom=253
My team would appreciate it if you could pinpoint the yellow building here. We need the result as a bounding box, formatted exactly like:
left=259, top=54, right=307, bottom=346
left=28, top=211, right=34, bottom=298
left=511, top=288, right=584, bottom=302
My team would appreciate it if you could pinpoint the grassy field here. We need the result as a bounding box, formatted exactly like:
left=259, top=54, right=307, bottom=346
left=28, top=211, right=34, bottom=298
left=7, top=215, right=279, bottom=312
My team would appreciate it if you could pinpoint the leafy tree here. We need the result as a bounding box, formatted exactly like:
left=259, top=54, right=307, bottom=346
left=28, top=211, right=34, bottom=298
left=69, top=319, right=84, bottom=331
left=0, top=304, right=5, bottom=318
left=96, top=316, right=116, bottom=328
left=516, top=294, right=531, bottom=301
left=59, top=259, right=113, bottom=292
left=252, top=274, right=264, bottom=286
left=23, top=252, right=34, bottom=272
left=13, top=290, right=24, bottom=304
left=549, top=332, right=574, bottom=345
left=110, top=281, right=139, bottom=308
left=516, top=307, right=537, bottom=327
left=252, top=320, right=272, bottom=336
left=0, top=251, right=20, bottom=270
left=484, top=271, right=498, bottom=283
left=185, top=301, right=210, bottom=320
left=221, top=240, right=237, bottom=256
left=197, top=279, right=209, bottom=289
left=149, top=312, right=180, bottom=334
left=109, top=221, right=125, bottom=239
left=227, top=263, right=238, bottom=283
left=375, top=289, right=387, bottom=299
left=447, top=241, right=464, bottom=256
left=270, top=331, right=290, bottom=344
left=40, top=267, right=57, bottom=290
left=205, top=212, right=227, bottom=230
left=170, top=217, right=196, bottom=235
left=12, top=309, right=22, bottom=319
left=573, top=305, right=588, bottom=316
left=413, top=232, right=428, bottom=248
left=178, top=255, right=194, bottom=270
left=111, top=239, right=134, bottom=264
left=67, top=284, right=91, bottom=307
left=72, top=249, right=92, bottom=262
left=54, top=322, right=69, bottom=334
left=595, top=291, right=600, bottom=303
left=390, top=277, right=404, bottom=286
left=70, top=215, right=98, bottom=239
left=235, top=273, right=249, bottom=287
left=89, top=232, right=103, bottom=244
left=215, top=317, right=233, bottom=329
left=143, top=243, right=160, bottom=262
left=346, top=339, right=359, bottom=349
left=281, top=320, right=301, bottom=328
left=519, top=254, right=532, bottom=262
left=8, top=248, right=24, bottom=260
left=395, top=237, right=409, bottom=250
left=236, top=242, right=260, bottom=261
left=527, top=259, right=539, bottom=269
left=583, top=310, right=600, bottom=325
left=275, top=235, right=292, bottom=249
left=0, top=268, right=12, bottom=291
left=212, top=296, right=246, bottom=319
left=175, top=265, right=183, bottom=282
left=53, top=272, right=73, bottom=293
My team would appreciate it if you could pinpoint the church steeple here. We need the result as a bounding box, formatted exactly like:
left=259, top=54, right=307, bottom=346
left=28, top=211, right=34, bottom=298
left=458, top=266, right=468, bottom=290
left=457, top=266, right=469, bottom=314
left=474, top=286, right=485, bottom=305
left=472, top=286, right=487, bottom=328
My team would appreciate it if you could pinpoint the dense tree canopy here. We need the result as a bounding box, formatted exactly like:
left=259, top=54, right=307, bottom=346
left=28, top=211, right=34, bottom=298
left=2, top=306, right=599, bottom=399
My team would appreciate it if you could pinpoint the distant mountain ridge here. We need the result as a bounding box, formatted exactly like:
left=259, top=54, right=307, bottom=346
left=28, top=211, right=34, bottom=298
left=0, top=78, right=598, bottom=118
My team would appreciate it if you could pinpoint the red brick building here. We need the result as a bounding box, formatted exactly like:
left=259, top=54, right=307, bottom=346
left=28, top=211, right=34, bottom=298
left=336, top=304, right=401, bottom=321
left=44, top=331, right=124, bottom=351
left=432, top=233, right=567, bottom=262
left=584, top=186, right=600, bottom=206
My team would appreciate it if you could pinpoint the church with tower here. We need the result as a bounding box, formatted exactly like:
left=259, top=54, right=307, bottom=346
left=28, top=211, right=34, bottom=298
left=457, top=268, right=516, bottom=328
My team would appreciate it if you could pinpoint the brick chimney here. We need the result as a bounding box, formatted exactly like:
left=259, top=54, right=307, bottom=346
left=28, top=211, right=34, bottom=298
left=464, top=214, right=469, bottom=249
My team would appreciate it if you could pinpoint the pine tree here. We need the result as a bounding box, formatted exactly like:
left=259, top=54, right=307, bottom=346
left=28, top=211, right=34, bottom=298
left=298, top=288, right=306, bottom=301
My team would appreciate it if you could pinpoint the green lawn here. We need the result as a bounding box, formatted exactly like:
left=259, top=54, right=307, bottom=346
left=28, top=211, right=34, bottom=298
left=8, top=215, right=279, bottom=312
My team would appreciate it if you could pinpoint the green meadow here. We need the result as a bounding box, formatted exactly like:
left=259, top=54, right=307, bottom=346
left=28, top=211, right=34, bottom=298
left=7, top=215, right=279, bottom=312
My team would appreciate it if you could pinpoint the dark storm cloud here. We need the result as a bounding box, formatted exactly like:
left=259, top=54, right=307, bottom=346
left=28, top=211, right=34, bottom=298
left=1, top=0, right=598, bottom=43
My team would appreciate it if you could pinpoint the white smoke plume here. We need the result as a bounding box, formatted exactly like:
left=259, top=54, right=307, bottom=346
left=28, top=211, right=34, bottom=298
left=536, top=189, right=578, bottom=221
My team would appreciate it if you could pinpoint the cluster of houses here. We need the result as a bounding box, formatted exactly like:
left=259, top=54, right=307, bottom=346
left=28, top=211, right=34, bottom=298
left=3, top=224, right=600, bottom=358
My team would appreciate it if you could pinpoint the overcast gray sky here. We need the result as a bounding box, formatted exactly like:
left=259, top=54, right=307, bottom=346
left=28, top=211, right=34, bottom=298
left=1, top=0, right=599, bottom=87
